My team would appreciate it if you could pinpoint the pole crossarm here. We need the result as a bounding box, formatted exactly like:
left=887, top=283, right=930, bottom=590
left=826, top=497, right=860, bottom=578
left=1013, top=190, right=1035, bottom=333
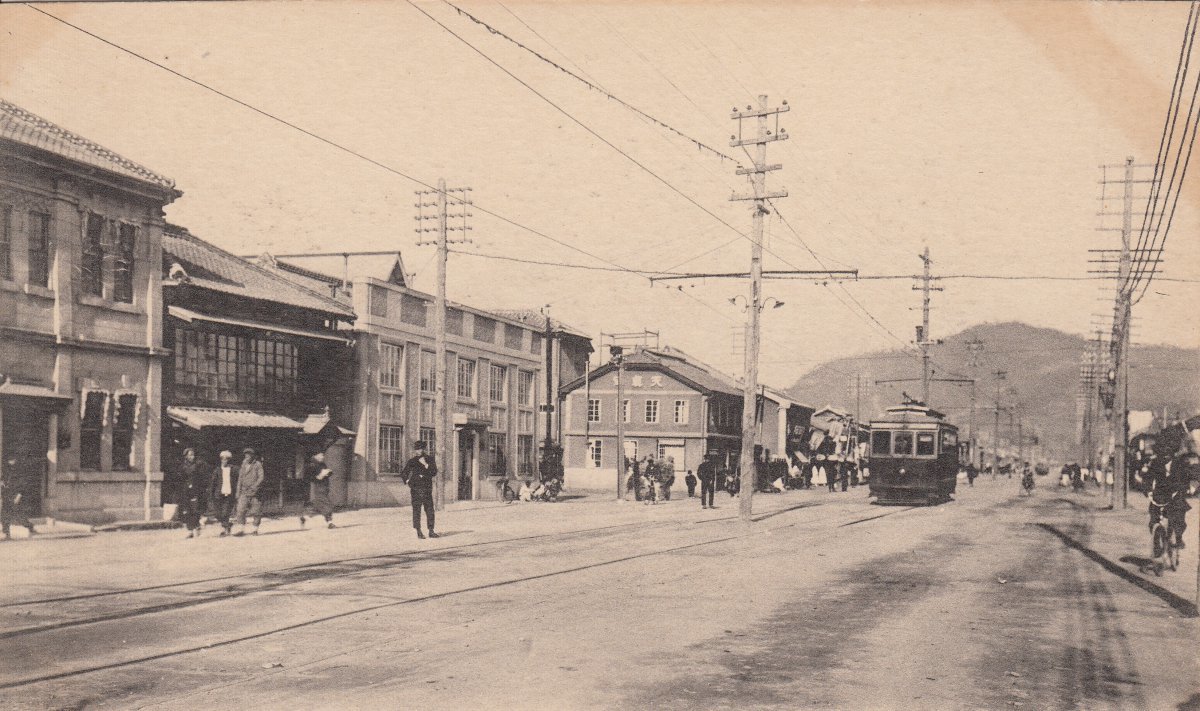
left=730, top=189, right=788, bottom=201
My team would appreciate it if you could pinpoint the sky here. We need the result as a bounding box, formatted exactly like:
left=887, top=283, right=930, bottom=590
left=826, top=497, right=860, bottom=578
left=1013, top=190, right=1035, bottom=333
left=2, top=0, right=1198, bottom=389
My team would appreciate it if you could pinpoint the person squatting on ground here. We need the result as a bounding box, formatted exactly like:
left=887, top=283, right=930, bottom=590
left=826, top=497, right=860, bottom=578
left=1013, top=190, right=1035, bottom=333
left=234, top=448, right=265, bottom=536
left=1147, top=450, right=1196, bottom=549
left=1, top=453, right=36, bottom=540
left=697, top=453, right=717, bottom=509
left=179, top=448, right=207, bottom=539
left=402, top=440, right=438, bottom=539
left=208, top=450, right=238, bottom=536
left=299, top=451, right=336, bottom=529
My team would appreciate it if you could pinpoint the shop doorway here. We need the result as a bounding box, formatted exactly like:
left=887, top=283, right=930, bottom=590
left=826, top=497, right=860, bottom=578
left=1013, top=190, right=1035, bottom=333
left=2, top=409, right=49, bottom=517
left=458, top=429, right=475, bottom=500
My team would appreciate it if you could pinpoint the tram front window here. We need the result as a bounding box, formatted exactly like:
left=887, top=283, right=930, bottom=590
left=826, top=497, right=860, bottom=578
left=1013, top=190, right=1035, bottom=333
left=916, top=433, right=936, bottom=456
left=893, top=431, right=914, bottom=456
left=872, top=430, right=892, bottom=456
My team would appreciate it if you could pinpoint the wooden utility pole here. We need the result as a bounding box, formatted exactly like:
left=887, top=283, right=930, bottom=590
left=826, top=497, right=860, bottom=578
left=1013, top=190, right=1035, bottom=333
left=1110, top=157, right=1134, bottom=510
left=614, top=346, right=626, bottom=500
left=913, top=248, right=943, bottom=406
left=730, top=95, right=789, bottom=522
left=542, top=305, right=555, bottom=451
left=992, top=370, right=1007, bottom=478
left=416, top=180, right=472, bottom=510
left=966, top=337, right=985, bottom=468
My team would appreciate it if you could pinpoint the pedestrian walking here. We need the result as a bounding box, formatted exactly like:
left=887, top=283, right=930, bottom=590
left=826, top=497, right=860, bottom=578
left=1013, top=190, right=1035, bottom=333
left=208, top=450, right=237, bottom=537
left=178, top=448, right=207, bottom=539
left=1, top=453, right=36, bottom=540
left=643, top=456, right=659, bottom=505
left=684, top=470, right=697, bottom=497
left=966, top=462, right=978, bottom=487
left=627, top=457, right=642, bottom=501
left=402, top=440, right=438, bottom=539
left=234, top=448, right=265, bottom=536
left=697, top=454, right=717, bottom=509
left=299, top=451, right=336, bottom=529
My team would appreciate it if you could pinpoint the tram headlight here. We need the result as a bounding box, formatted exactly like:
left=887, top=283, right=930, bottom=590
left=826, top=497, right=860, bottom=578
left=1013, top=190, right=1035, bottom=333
left=899, top=468, right=906, bottom=475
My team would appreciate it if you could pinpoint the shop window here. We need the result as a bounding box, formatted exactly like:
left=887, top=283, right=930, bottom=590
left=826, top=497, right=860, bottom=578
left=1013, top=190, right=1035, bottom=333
left=111, top=394, right=137, bottom=470
left=379, top=424, right=404, bottom=474
left=28, top=211, right=51, bottom=288
left=81, top=213, right=104, bottom=296
left=113, top=223, right=136, bottom=303
left=80, top=391, right=107, bottom=470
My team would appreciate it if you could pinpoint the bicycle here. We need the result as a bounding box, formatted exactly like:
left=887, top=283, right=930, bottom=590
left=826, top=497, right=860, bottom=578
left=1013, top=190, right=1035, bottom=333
left=1020, top=471, right=1035, bottom=496
left=497, top=478, right=519, bottom=504
left=1149, top=495, right=1181, bottom=576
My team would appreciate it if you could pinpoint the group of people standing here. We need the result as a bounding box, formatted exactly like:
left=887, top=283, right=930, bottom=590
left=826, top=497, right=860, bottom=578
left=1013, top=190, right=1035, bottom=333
left=623, top=454, right=677, bottom=504
left=175, top=447, right=335, bottom=538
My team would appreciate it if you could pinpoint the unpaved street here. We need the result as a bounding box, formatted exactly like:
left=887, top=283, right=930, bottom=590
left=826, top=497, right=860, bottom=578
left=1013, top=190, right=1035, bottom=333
left=1, top=479, right=1197, bottom=710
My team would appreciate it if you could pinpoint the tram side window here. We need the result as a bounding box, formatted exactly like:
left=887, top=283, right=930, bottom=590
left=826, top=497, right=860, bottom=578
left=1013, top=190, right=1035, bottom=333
left=892, top=431, right=914, bottom=456
left=940, top=429, right=958, bottom=453
left=871, top=430, right=892, bottom=457
left=916, top=432, right=936, bottom=456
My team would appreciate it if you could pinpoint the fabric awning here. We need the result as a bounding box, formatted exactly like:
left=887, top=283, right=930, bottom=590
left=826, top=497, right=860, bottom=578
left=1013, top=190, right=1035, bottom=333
left=167, top=305, right=352, bottom=345
left=299, top=412, right=355, bottom=436
left=166, top=406, right=304, bottom=431
left=0, top=381, right=72, bottom=400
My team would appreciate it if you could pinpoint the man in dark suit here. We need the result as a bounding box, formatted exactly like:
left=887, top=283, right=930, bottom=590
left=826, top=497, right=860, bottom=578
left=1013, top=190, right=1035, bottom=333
left=697, top=453, right=717, bottom=509
left=402, top=441, right=438, bottom=539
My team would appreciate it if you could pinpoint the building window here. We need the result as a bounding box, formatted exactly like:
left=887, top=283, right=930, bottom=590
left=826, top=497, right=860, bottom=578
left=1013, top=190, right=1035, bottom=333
left=82, top=213, right=104, bottom=297
left=674, top=400, right=689, bottom=425
left=111, top=394, right=137, bottom=471
left=380, top=393, right=405, bottom=422
left=420, top=351, right=436, bottom=393
left=645, top=399, right=659, bottom=424
left=518, top=370, right=535, bottom=407
left=420, top=398, right=436, bottom=427
left=518, top=434, right=535, bottom=475
left=447, top=308, right=464, bottom=335
left=624, top=440, right=638, bottom=462
left=28, top=211, right=51, bottom=288
left=489, top=363, right=507, bottom=403
left=380, top=342, right=404, bottom=389
left=518, top=410, right=535, bottom=434
left=588, top=439, right=602, bottom=468
left=504, top=324, right=524, bottom=350
left=621, top=399, right=630, bottom=423
left=80, top=391, right=106, bottom=471
left=0, top=206, right=11, bottom=280
left=491, top=407, right=508, bottom=433
left=531, top=332, right=543, bottom=355
left=587, top=398, right=601, bottom=423
left=474, top=316, right=496, bottom=343
left=113, top=223, right=136, bottom=303
left=419, top=425, right=436, bottom=448
left=369, top=285, right=388, bottom=317
left=488, top=432, right=508, bottom=474
left=400, top=294, right=427, bottom=326
left=379, top=424, right=405, bottom=474
left=457, top=358, right=476, bottom=399
left=172, top=327, right=298, bottom=407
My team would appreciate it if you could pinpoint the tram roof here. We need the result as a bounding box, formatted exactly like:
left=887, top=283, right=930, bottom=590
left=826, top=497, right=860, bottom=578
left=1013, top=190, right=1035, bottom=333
left=871, top=402, right=952, bottom=427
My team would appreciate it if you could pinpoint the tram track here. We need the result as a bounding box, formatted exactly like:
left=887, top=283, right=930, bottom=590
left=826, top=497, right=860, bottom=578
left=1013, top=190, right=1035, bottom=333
left=0, top=498, right=921, bottom=693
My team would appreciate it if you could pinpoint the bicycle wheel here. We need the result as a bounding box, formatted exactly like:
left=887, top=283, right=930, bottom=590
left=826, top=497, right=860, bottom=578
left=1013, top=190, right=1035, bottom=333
left=1151, top=525, right=1168, bottom=576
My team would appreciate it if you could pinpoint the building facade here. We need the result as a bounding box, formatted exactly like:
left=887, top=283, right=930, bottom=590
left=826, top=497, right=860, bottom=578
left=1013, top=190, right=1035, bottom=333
left=0, top=100, right=180, bottom=524
left=347, top=276, right=563, bottom=506
left=561, top=347, right=748, bottom=490
left=160, top=226, right=357, bottom=512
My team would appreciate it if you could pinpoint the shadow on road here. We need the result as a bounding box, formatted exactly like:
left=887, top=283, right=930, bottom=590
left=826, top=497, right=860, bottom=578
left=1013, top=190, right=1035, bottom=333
left=1035, top=523, right=1197, bottom=618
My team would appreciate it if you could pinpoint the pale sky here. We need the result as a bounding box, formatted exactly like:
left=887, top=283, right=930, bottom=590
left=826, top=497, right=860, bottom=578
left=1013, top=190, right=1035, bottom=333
left=2, top=0, right=1197, bottom=388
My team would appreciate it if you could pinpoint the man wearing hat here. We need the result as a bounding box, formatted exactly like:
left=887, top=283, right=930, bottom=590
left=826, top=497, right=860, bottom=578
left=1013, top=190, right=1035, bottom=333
left=401, top=441, right=438, bottom=539
left=208, top=450, right=238, bottom=537
left=234, top=447, right=265, bottom=536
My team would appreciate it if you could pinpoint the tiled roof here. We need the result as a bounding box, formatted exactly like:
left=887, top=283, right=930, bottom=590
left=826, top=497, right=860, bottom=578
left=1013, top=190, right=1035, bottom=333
left=0, top=99, right=176, bottom=191
left=630, top=347, right=744, bottom=397
left=163, top=226, right=355, bottom=318
left=491, top=309, right=590, bottom=339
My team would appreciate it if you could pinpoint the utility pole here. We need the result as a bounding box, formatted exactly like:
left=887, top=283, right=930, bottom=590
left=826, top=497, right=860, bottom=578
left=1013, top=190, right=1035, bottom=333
left=992, top=370, right=1007, bottom=478
left=613, top=346, right=626, bottom=501
left=966, top=337, right=985, bottom=468
left=1111, top=156, right=1134, bottom=510
left=542, top=305, right=555, bottom=452
left=416, top=180, right=472, bottom=510
left=913, top=247, right=943, bottom=405
left=730, top=95, right=788, bottom=522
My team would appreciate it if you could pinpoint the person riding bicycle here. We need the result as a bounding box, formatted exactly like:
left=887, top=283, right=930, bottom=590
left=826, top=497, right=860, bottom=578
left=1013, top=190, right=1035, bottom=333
left=1021, top=464, right=1035, bottom=493
left=1147, top=450, right=1197, bottom=549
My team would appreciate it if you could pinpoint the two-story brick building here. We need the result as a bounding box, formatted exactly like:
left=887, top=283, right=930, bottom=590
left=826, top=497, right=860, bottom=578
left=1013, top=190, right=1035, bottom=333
left=0, top=99, right=180, bottom=524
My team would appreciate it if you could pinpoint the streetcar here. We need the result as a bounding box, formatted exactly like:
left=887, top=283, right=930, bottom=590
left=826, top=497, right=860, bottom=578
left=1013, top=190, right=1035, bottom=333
left=867, top=401, right=960, bottom=505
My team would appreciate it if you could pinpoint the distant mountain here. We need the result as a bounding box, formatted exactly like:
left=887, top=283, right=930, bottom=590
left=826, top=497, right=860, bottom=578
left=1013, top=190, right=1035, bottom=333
left=786, top=322, right=1199, bottom=461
